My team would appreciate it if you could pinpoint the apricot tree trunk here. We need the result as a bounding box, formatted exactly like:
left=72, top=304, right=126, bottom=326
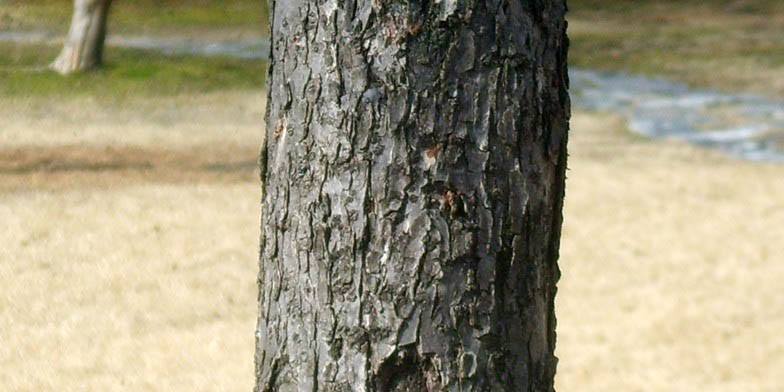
left=51, top=0, right=112, bottom=74
left=256, top=0, right=570, bottom=390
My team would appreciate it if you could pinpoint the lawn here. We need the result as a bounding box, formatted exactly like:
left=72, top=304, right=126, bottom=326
left=569, top=0, right=784, bottom=96
left=1, top=0, right=269, bottom=37
left=1, top=0, right=268, bottom=102
left=1, top=4, right=267, bottom=388
left=0, top=41, right=266, bottom=100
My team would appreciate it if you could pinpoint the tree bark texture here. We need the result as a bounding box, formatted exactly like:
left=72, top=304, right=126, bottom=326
left=256, top=0, right=569, bottom=390
left=51, top=0, right=112, bottom=74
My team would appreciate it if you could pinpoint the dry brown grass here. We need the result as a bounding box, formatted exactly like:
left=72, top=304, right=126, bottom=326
left=0, top=92, right=266, bottom=148
left=1, top=183, right=260, bottom=391
left=556, top=113, right=784, bottom=391
left=0, top=93, right=264, bottom=391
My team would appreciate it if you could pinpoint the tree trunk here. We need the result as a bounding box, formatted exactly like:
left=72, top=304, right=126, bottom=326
left=256, top=0, right=569, bottom=390
left=51, top=0, right=112, bottom=74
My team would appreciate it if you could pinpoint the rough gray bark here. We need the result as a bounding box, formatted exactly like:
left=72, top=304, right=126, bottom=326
left=51, top=0, right=112, bottom=74
left=256, top=0, right=569, bottom=390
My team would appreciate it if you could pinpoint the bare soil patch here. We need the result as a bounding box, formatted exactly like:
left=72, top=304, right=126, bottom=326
left=0, top=144, right=259, bottom=191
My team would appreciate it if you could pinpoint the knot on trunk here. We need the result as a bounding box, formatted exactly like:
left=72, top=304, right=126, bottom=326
left=374, top=348, right=440, bottom=391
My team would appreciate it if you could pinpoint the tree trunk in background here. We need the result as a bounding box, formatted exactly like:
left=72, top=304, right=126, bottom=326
left=256, top=0, right=569, bottom=390
left=51, top=0, right=112, bottom=74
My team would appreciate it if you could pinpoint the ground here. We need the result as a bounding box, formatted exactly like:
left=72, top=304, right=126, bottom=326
left=557, top=113, right=784, bottom=391
left=4, top=95, right=783, bottom=391
left=0, top=92, right=266, bottom=391
left=2, top=1, right=784, bottom=391
left=568, top=0, right=784, bottom=96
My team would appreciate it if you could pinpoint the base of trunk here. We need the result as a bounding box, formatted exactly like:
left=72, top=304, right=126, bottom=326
left=51, top=0, right=111, bottom=75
